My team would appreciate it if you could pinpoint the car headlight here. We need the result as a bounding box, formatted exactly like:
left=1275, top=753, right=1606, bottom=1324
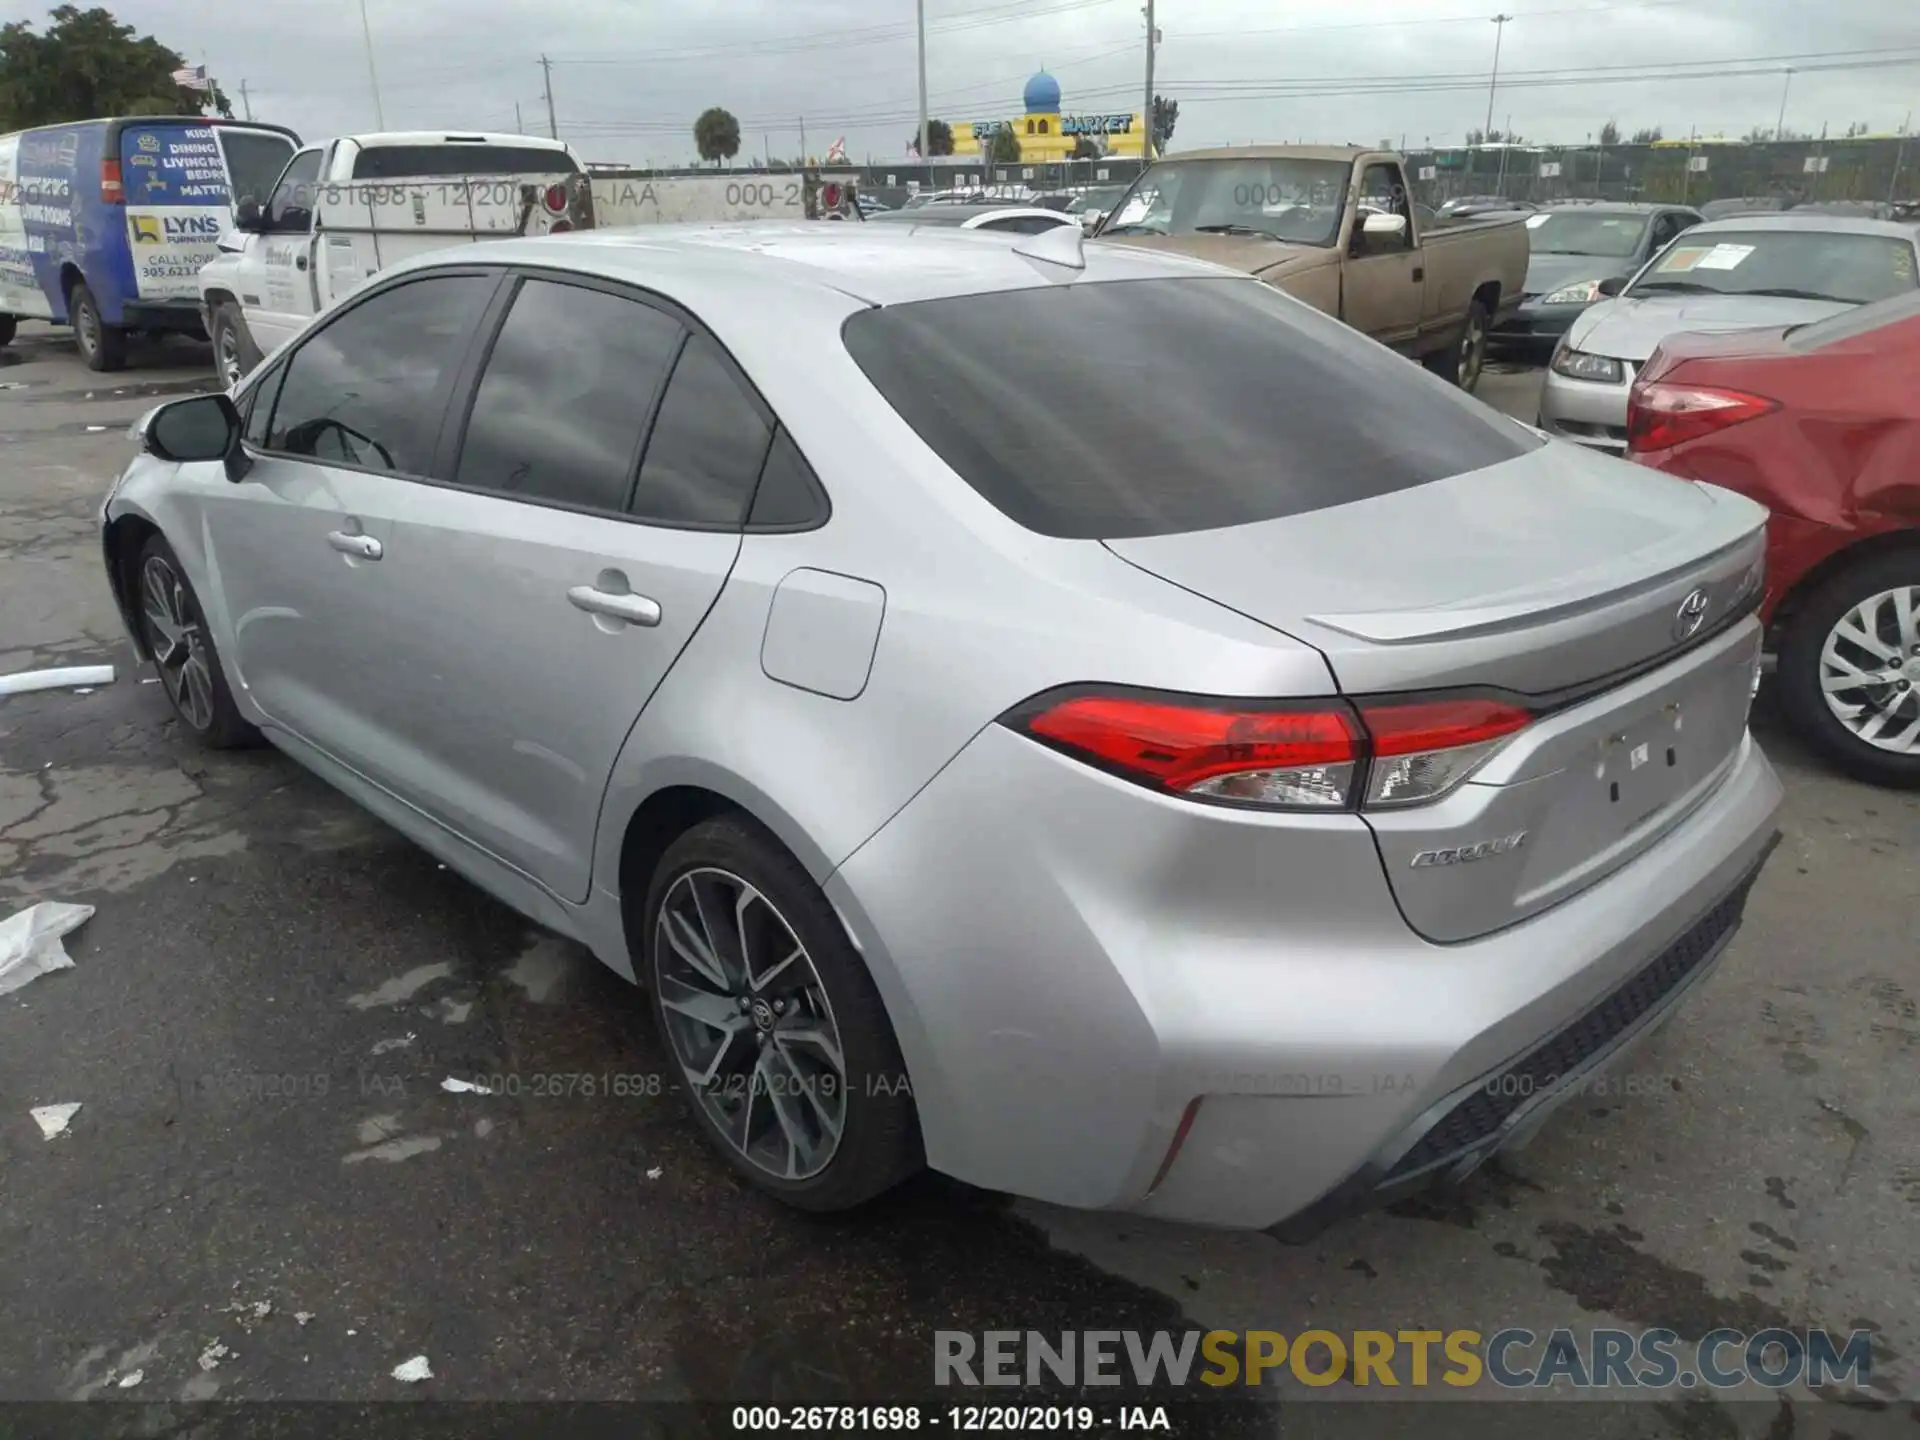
left=1550, top=345, right=1623, bottom=384
left=1540, top=279, right=1603, bottom=305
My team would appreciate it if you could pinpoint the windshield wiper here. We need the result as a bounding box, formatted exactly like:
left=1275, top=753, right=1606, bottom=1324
left=1631, top=280, right=1716, bottom=294
left=1741, top=286, right=1848, bottom=302
left=1193, top=223, right=1286, bottom=240
left=1101, top=223, right=1166, bottom=235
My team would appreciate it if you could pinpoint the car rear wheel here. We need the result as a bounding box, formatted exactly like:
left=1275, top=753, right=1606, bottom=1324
left=210, top=300, right=261, bottom=388
left=1777, top=549, right=1920, bottom=788
left=133, top=534, right=259, bottom=749
left=69, top=282, right=127, bottom=373
left=1427, top=297, right=1491, bottom=393
left=643, top=815, right=922, bottom=1211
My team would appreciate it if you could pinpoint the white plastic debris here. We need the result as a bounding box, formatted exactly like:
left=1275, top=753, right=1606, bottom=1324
left=370, top=1034, right=415, bottom=1055
left=0, top=665, right=115, bottom=699
left=440, top=1077, right=492, bottom=1095
left=295, top=1312, right=314, bottom=1327
left=392, top=1355, right=432, bottom=1383
left=117, top=1371, right=144, bottom=1388
left=1, top=902, right=95, bottom=997
left=31, top=1103, right=81, bottom=1139
left=85, top=424, right=107, bottom=432
left=197, top=1342, right=229, bottom=1371
left=646, top=1166, right=664, bottom=1181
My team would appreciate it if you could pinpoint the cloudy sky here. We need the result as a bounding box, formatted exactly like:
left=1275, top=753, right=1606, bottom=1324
left=31, top=0, right=1920, bottom=163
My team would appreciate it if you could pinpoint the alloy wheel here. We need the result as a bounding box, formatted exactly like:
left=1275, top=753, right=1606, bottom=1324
left=1819, top=585, right=1920, bottom=755
left=216, top=325, right=243, bottom=388
left=140, top=555, right=217, bottom=731
left=654, top=866, right=849, bottom=1181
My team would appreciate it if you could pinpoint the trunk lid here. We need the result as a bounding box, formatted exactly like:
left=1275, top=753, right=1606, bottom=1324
left=1104, top=441, right=1769, bottom=941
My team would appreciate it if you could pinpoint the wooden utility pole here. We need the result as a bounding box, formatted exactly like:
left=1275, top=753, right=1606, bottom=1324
left=541, top=55, right=558, bottom=139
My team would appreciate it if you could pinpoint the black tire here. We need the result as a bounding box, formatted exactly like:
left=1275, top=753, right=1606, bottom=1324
left=210, top=300, right=261, bottom=388
left=1776, top=546, right=1920, bottom=788
left=0, top=314, right=16, bottom=347
left=132, top=533, right=260, bottom=749
left=69, top=282, right=128, bottom=372
left=1426, top=295, right=1492, bottom=393
left=643, top=814, right=922, bottom=1211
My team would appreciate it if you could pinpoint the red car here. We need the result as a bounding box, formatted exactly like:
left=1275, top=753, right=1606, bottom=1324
left=1627, top=289, right=1920, bottom=787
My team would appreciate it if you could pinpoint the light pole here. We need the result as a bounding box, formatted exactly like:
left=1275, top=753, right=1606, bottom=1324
left=1774, top=68, right=1793, bottom=142
left=1484, top=15, right=1512, bottom=141
left=1143, top=0, right=1158, bottom=163
left=915, top=0, right=929, bottom=161
left=358, top=0, right=385, bottom=130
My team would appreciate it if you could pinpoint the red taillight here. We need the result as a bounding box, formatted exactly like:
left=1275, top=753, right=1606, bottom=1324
left=1626, top=380, right=1778, bottom=454
left=1355, top=697, right=1533, bottom=808
left=543, top=182, right=568, bottom=213
left=101, top=158, right=124, bottom=205
left=1005, top=688, right=1533, bottom=811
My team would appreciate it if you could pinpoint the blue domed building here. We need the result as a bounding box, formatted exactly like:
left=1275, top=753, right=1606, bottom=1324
left=952, top=69, right=1145, bottom=162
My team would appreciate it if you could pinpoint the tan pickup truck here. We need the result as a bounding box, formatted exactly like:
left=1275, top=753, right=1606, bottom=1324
left=1094, top=145, right=1530, bottom=393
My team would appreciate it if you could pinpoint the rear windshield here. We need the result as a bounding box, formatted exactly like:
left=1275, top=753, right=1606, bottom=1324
left=841, top=278, right=1538, bottom=540
left=217, top=129, right=297, bottom=206
left=350, top=145, right=580, bottom=179
left=1629, top=229, right=1919, bottom=306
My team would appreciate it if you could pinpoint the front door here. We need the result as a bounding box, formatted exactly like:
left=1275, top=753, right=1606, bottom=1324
left=200, top=269, right=502, bottom=767
left=363, top=276, right=770, bottom=901
left=245, top=146, right=325, bottom=353
left=1342, top=162, right=1423, bottom=350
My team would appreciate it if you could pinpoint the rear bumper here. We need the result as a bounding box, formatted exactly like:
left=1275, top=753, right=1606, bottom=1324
left=829, top=718, right=1784, bottom=1231
left=121, top=300, right=208, bottom=334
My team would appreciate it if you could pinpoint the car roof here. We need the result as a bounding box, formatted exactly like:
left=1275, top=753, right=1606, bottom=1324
left=347, top=131, right=572, bottom=151
left=1160, top=145, right=1368, bottom=164
left=1687, top=213, right=1920, bottom=239
left=1541, top=202, right=1672, bottom=216
left=401, top=222, right=1238, bottom=308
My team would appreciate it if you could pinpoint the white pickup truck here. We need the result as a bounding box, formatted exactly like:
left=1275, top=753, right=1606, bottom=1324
left=199, top=131, right=862, bottom=383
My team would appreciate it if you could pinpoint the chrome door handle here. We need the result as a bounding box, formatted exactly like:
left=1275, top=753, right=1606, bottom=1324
left=326, top=531, right=382, bottom=560
left=568, top=585, right=661, bottom=627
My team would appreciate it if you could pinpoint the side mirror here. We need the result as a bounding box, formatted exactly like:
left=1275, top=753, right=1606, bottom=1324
left=141, top=393, right=250, bottom=482
left=233, top=197, right=264, bottom=232
left=1597, top=275, right=1627, bottom=297
left=1362, top=211, right=1409, bottom=238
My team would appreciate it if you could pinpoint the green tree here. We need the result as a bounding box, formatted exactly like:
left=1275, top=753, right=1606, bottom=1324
left=908, top=117, right=954, bottom=157
left=693, top=106, right=741, bottom=165
left=0, top=5, right=230, bottom=130
left=1630, top=126, right=1663, bottom=144
left=1151, top=94, right=1178, bottom=153
left=1599, top=119, right=1620, bottom=146
left=986, top=126, right=1021, bottom=166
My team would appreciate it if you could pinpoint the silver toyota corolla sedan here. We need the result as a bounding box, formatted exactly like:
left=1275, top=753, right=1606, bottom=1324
left=100, top=222, right=1783, bottom=1234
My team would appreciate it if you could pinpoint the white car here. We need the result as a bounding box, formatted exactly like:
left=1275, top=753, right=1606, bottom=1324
left=864, top=204, right=1081, bottom=235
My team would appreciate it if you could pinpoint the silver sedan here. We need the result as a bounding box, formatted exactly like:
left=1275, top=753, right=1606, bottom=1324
left=102, top=222, right=1782, bottom=1232
left=1540, top=214, right=1920, bottom=452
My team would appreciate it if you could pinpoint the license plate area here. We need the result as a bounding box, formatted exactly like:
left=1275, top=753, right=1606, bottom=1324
left=1597, top=703, right=1689, bottom=836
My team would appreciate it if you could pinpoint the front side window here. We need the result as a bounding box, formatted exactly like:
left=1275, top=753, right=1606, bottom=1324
left=630, top=335, right=774, bottom=528
left=842, top=277, right=1538, bottom=540
left=454, top=278, right=684, bottom=511
left=265, top=148, right=324, bottom=230
left=265, top=274, right=496, bottom=476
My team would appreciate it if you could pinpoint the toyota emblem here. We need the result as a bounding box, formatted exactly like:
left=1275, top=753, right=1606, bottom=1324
left=1673, top=587, right=1711, bottom=642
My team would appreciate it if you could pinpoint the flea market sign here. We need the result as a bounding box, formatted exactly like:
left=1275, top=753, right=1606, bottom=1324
left=1062, top=114, right=1135, bottom=136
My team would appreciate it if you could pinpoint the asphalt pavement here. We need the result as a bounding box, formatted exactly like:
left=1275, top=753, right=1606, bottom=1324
left=1, top=324, right=1916, bottom=1437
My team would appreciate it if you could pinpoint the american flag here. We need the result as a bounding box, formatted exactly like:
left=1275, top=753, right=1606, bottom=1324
left=171, top=64, right=211, bottom=91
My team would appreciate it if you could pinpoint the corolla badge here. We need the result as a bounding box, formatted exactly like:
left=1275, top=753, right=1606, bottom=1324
left=1673, top=587, right=1711, bottom=642
left=1411, top=832, right=1528, bottom=868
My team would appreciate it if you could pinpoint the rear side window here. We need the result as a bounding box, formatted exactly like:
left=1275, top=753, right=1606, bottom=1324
left=266, top=274, right=496, bottom=476
left=119, top=124, right=229, bottom=205
left=630, top=335, right=774, bottom=527
left=454, top=278, right=684, bottom=511
left=352, top=146, right=579, bottom=179
left=840, top=278, right=1538, bottom=539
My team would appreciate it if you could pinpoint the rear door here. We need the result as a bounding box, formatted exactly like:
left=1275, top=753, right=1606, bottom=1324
left=353, top=273, right=764, bottom=902
left=119, top=122, right=295, bottom=305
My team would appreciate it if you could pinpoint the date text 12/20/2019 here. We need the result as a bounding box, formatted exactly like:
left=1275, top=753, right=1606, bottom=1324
left=731, top=1406, right=1173, bottom=1431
